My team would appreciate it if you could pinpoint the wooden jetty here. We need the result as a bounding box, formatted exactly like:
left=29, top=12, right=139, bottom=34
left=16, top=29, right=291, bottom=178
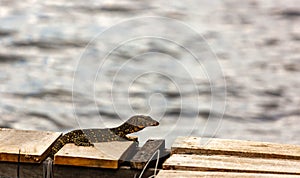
left=0, top=128, right=300, bottom=177
left=157, top=137, right=300, bottom=177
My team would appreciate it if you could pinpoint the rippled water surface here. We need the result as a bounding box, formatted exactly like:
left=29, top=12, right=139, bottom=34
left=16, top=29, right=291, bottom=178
left=0, top=0, right=299, bottom=147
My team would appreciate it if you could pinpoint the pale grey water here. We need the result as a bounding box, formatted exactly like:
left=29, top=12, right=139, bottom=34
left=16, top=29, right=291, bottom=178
left=0, top=0, right=299, bottom=147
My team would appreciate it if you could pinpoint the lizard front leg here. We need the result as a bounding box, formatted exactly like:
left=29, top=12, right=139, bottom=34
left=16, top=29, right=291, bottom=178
left=74, top=136, right=94, bottom=147
left=125, top=136, right=138, bottom=142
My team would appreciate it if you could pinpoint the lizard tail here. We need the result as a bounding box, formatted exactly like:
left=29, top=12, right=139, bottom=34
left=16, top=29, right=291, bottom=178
left=49, top=138, right=65, bottom=159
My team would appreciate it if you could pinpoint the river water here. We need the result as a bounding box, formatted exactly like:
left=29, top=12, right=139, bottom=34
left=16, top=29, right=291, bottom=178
left=0, top=0, right=299, bottom=147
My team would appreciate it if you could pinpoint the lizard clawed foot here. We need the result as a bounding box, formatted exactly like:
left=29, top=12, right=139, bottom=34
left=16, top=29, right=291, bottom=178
left=76, top=142, right=94, bottom=147
left=74, top=137, right=94, bottom=147
left=126, top=136, right=138, bottom=142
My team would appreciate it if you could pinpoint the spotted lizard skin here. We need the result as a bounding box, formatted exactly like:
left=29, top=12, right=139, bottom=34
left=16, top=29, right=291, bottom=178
left=50, top=115, right=159, bottom=158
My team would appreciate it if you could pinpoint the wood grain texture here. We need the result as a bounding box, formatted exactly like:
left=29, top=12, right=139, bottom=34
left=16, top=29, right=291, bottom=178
left=0, top=128, right=62, bottom=163
left=163, top=154, right=300, bottom=175
left=53, top=166, right=157, bottom=178
left=0, top=162, right=155, bottom=178
left=0, top=161, right=43, bottom=178
left=131, top=139, right=165, bottom=169
left=172, top=137, right=300, bottom=160
left=156, top=170, right=300, bottom=178
left=54, top=141, right=137, bottom=169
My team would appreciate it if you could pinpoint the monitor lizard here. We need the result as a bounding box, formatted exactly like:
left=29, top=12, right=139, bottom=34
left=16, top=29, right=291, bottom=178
left=50, top=115, right=159, bottom=158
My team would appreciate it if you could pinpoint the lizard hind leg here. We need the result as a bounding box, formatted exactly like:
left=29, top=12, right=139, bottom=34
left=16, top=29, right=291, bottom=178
left=74, top=136, right=94, bottom=147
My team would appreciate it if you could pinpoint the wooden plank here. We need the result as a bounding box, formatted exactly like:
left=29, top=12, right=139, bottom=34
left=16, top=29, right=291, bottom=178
left=156, top=170, right=300, bottom=178
left=0, top=128, right=62, bottom=163
left=0, top=161, right=156, bottom=178
left=54, top=141, right=137, bottom=169
left=0, top=161, right=43, bottom=178
left=172, top=137, right=300, bottom=160
left=131, top=139, right=165, bottom=169
left=163, top=154, right=300, bottom=175
left=54, top=166, right=157, bottom=178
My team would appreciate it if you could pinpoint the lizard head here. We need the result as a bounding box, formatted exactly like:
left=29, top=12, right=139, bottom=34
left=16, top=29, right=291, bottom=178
left=126, top=115, right=159, bottom=130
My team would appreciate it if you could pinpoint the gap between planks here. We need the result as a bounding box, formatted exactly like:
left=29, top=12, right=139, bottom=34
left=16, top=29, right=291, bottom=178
left=163, top=154, right=300, bottom=175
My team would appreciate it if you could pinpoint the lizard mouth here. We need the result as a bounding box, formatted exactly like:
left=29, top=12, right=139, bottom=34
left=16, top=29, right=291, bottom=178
left=150, top=121, right=159, bottom=126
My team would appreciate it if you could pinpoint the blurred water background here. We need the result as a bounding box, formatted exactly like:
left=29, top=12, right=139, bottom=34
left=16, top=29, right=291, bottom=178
left=0, top=0, right=299, bottom=147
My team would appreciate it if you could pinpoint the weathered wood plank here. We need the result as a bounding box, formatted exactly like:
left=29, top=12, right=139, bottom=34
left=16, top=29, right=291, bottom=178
left=172, top=137, right=300, bottom=160
left=54, top=165, right=157, bottom=178
left=0, top=161, right=43, bottom=178
left=54, top=141, right=137, bottom=169
left=156, top=170, right=300, bottom=178
left=163, top=154, right=300, bottom=175
left=0, top=161, right=156, bottom=178
left=0, top=128, right=62, bottom=163
left=131, top=139, right=165, bottom=169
